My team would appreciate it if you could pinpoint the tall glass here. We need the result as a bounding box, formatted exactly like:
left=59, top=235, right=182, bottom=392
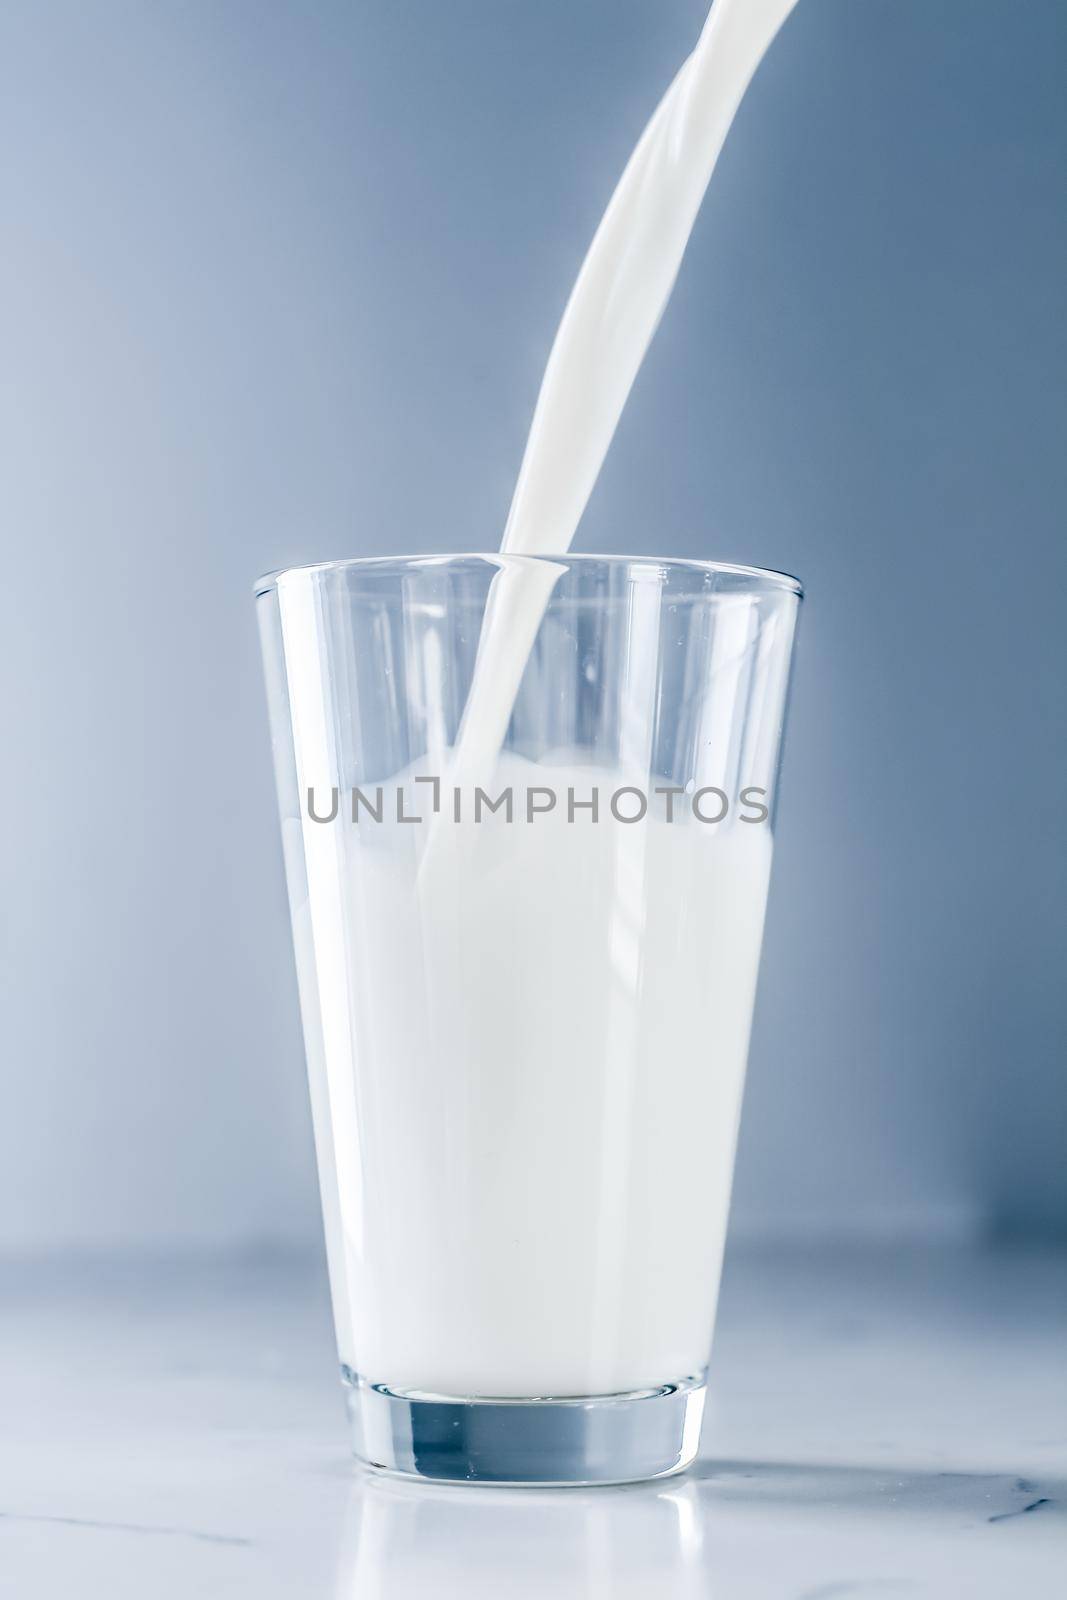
left=256, top=554, right=801, bottom=1485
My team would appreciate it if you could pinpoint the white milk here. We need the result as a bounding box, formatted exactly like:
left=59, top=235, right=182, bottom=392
left=291, top=757, right=772, bottom=1397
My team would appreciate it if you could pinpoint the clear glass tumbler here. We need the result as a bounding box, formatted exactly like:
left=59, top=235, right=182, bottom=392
left=256, top=553, right=801, bottom=1485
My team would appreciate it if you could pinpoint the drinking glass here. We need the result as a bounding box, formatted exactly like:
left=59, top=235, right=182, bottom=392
left=256, top=553, right=801, bottom=1484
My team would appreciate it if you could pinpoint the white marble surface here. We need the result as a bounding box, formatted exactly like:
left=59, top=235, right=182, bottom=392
left=1, top=1243, right=1063, bottom=1598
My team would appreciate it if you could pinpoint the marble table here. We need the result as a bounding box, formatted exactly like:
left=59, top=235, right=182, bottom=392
left=1, top=1243, right=1063, bottom=1597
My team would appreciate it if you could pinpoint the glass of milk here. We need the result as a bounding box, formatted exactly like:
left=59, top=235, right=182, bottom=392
left=256, top=553, right=801, bottom=1484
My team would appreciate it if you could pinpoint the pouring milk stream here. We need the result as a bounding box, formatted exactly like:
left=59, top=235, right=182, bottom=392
left=422, top=0, right=800, bottom=850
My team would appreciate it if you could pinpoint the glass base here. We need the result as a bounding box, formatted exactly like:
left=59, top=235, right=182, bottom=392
left=341, top=1367, right=707, bottom=1486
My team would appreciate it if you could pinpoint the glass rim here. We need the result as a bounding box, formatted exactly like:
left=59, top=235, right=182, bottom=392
left=254, top=552, right=803, bottom=599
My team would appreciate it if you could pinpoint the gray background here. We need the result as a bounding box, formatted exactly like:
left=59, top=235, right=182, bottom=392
left=2, top=0, right=1064, bottom=1255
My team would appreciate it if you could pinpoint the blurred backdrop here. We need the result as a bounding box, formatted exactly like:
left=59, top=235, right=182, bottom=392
left=2, top=0, right=1064, bottom=1256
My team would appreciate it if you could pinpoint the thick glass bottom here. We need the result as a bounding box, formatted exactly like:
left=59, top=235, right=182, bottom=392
left=341, top=1367, right=707, bottom=1486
